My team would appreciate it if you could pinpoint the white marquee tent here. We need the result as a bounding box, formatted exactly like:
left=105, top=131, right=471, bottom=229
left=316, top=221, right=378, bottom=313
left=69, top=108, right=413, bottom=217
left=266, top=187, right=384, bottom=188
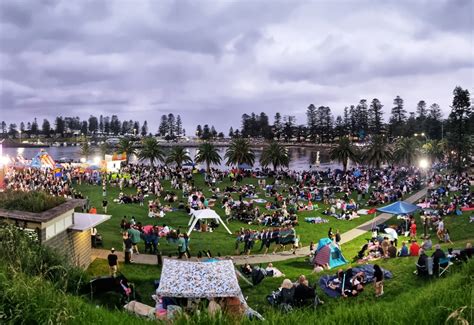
left=187, top=208, right=232, bottom=236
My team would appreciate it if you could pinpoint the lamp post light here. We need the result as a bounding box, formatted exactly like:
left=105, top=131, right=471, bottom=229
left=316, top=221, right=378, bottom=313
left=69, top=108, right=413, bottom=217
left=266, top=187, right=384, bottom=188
left=419, top=157, right=429, bottom=238
left=19, top=130, right=22, bottom=143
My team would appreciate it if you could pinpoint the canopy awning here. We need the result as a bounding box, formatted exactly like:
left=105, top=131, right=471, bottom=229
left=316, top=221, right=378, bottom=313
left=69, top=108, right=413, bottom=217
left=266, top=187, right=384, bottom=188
left=377, top=201, right=420, bottom=215
left=156, top=259, right=242, bottom=298
left=187, top=208, right=232, bottom=235
left=69, top=212, right=111, bottom=231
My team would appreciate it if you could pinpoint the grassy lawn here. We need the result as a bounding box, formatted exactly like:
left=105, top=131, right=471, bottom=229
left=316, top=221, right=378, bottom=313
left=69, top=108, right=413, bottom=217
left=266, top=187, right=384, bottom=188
left=86, top=205, right=473, bottom=321
left=75, top=173, right=418, bottom=256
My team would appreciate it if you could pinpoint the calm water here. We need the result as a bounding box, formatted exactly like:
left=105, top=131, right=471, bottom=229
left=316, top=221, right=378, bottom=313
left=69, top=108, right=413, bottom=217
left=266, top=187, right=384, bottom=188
left=3, top=146, right=347, bottom=171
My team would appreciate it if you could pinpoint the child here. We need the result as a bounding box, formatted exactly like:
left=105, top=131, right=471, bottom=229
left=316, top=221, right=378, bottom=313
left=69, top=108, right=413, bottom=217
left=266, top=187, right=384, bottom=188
left=444, top=229, right=453, bottom=244
left=373, top=264, right=384, bottom=297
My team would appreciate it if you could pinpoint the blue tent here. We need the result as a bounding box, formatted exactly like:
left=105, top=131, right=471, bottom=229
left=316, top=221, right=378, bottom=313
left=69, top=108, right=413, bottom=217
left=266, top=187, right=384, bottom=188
left=377, top=201, right=419, bottom=215
left=314, top=238, right=347, bottom=269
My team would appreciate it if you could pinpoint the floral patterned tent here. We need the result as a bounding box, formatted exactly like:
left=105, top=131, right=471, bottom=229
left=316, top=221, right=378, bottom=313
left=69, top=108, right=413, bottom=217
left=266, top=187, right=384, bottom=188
left=156, top=259, right=242, bottom=298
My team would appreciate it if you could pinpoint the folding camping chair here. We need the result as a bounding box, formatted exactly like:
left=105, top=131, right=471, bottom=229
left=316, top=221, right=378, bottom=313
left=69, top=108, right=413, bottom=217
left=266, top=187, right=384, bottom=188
left=415, top=257, right=433, bottom=276
left=438, top=257, right=453, bottom=277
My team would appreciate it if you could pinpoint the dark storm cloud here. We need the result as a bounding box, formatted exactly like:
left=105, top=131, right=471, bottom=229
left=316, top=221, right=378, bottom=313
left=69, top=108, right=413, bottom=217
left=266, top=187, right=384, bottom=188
left=0, top=0, right=472, bottom=131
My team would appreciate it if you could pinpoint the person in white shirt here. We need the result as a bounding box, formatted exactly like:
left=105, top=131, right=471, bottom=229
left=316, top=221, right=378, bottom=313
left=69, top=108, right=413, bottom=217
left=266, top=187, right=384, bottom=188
left=437, top=219, right=445, bottom=241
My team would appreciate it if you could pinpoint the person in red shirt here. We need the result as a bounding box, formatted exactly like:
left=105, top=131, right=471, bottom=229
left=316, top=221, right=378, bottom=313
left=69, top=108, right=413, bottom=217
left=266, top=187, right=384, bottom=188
left=409, top=240, right=420, bottom=256
left=410, top=220, right=417, bottom=238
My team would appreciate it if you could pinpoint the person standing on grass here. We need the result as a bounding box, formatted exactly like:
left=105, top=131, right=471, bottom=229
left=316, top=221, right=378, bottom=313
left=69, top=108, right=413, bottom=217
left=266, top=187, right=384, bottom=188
left=184, top=233, right=191, bottom=258
left=91, top=227, right=97, bottom=248
left=108, top=248, right=118, bottom=277
left=328, top=227, right=334, bottom=240
left=410, top=220, right=417, bottom=239
left=102, top=198, right=108, bottom=213
left=437, top=218, right=445, bottom=241
left=127, top=226, right=141, bottom=255
left=335, top=229, right=341, bottom=246
left=123, top=233, right=133, bottom=264
left=177, top=234, right=187, bottom=259
left=373, top=264, right=384, bottom=297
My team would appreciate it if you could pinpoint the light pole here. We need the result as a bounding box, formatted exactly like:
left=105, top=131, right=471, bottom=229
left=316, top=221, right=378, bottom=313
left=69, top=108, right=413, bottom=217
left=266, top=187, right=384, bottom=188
left=19, top=130, right=22, bottom=143
left=419, top=158, right=429, bottom=238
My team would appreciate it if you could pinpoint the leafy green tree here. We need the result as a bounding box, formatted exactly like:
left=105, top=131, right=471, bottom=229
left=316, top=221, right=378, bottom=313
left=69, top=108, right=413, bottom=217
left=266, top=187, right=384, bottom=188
left=389, top=96, right=407, bottom=138
left=393, top=137, right=420, bottom=166
left=260, top=142, right=290, bottom=171
left=330, top=137, right=359, bottom=172
left=362, top=135, right=392, bottom=169
left=447, top=86, right=472, bottom=172
left=166, top=147, right=192, bottom=168
left=426, top=103, right=443, bottom=140
left=42, top=119, right=51, bottom=137
left=141, top=120, right=148, bottom=137
left=273, top=113, right=283, bottom=140
left=99, top=142, right=110, bottom=159
left=368, top=98, right=384, bottom=135
left=422, top=140, right=446, bottom=163
left=137, top=137, right=164, bottom=167
left=80, top=141, right=91, bottom=160
left=224, top=138, right=255, bottom=167
left=306, top=104, right=318, bottom=141
left=118, top=137, right=137, bottom=164
left=195, top=142, right=221, bottom=172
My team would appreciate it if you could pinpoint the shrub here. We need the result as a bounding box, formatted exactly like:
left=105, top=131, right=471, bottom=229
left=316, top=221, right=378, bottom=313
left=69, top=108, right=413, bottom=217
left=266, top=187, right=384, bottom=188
left=0, top=190, right=66, bottom=213
left=0, top=224, right=88, bottom=294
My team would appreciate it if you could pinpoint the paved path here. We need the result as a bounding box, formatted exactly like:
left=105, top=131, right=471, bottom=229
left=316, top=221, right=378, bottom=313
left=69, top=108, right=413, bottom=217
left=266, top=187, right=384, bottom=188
left=92, top=188, right=428, bottom=266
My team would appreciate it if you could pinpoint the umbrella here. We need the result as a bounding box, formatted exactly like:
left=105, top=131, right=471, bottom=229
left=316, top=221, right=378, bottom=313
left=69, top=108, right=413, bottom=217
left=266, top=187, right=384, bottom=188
left=384, top=227, right=398, bottom=239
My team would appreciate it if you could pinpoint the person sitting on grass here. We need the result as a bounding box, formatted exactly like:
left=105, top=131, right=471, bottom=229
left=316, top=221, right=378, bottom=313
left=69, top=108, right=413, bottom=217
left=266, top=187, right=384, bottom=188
left=293, top=275, right=324, bottom=307
left=328, top=269, right=344, bottom=291
left=416, top=248, right=429, bottom=276
left=421, top=236, right=433, bottom=251
left=265, top=263, right=285, bottom=277
left=278, top=279, right=295, bottom=307
left=444, top=229, right=453, bottom=244
left=387, top=241, right=397, bottom=258
left=409, top=240, right=420, bottom=257
left=398, top=241, right=409, bottom=257
left=373, top=264, right=384, bottom=297
left=431, top=244, right=447, bottom=276
left=342, top=269, right=364, bottom=298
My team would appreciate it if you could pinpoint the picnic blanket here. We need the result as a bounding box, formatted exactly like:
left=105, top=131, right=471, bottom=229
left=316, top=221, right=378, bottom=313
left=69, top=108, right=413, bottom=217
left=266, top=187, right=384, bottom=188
left=305, top=217, right=329, bottom=224
left=318, top=264, right=393, bottom=298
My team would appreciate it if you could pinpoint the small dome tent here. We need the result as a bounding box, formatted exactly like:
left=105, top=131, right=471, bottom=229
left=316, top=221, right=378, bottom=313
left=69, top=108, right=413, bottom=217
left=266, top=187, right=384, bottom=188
left=314, top=238, right=347, bottom=269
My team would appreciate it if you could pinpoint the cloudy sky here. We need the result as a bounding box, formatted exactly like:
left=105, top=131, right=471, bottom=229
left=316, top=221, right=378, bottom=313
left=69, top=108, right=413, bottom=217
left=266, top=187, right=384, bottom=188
left=0, top=0, right=473, bottom=133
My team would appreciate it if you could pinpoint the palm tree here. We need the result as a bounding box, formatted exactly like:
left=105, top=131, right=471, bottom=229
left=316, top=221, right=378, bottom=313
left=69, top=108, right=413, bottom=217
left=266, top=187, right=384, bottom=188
left=394, top=137, right=420, bottom=166
left=362, top=135, right=393, bottom=169
left=260, top=141, right=290, bottom=171
left=138, top=137, right=164, bottom=167
left=166, top=146, right=192, bottom=168
left=118, top=137, right=137, bottom=164
left=422, top=139, right=446, bottom=163
left=195, top=142, right=221, bottom=172
left=329, top=137, right=359, bottom=172
left=224, top=138, right=255, bottom=168
left=99, top=142, right=110, bottom=159
left=80, top=141, right=91, bottom=161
